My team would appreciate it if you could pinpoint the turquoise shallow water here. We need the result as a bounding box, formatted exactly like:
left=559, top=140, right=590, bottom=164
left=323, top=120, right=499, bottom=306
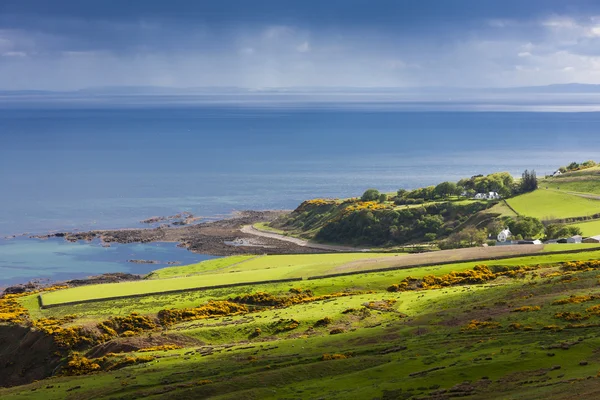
left=0, top=237, right=215, bottom=288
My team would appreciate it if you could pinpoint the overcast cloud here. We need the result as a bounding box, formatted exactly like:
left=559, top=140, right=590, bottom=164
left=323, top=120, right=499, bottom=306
left=2, top=0, right=600, bottom=90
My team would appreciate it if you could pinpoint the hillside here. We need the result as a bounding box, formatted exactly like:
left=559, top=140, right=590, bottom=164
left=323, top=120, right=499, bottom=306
left=269, top=168, right=600, bottom=248
left=543, top=166, right=600, bottom=195
left=4, top=249, right=600, bottom=398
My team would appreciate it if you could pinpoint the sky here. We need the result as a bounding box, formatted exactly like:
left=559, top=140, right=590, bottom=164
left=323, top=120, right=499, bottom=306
left=3, top=0, right=600, bottom=90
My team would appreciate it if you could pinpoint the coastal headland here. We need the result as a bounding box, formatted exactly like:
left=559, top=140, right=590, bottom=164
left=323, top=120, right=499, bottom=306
left=32, top=211, right=327, bottom=256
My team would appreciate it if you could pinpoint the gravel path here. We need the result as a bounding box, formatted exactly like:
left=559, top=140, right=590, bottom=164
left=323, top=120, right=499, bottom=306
left=240, top=225, right=370, bottom=252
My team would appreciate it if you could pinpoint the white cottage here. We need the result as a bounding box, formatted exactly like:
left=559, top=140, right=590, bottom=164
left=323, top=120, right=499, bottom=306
left=474, top=192, right=501, bottom=200
left=497, top=228, right=512, bottom=243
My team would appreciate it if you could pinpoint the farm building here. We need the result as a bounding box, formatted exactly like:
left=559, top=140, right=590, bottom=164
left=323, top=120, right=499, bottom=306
left=517, top=239, right=542, bottom=245
left=567, top=235, right=583, bottom=244
left=583, top=235, right=600, bottom=244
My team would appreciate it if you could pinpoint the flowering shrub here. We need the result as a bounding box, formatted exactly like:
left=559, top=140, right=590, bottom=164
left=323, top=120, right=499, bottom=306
left=0, top=286, right=67, bottom=324
left=100, top=312, right=157, bottom=335
left=273, top=319, right=300, bottom=333
left=363, top=299, right=397, bottom=311
left=343, top=201, right=391, bottom=214
left=387, top=265, right=537, bottom=292
left=231, top=289, right=366, bottom=309
left=542, top=325, right=563, bottom=331
left=554, top=312, right=588, bottom=321
left=461, top=320, right=500, bottom=331
left=139, top=344, right=182, bottom=352
left=158, top=301, right=248, bottom=325
left=512, top=306, right=541, bottom=312
left=321, top=353, right=350, bottom=361
left=561, top=260, right=600, bottom=272
left=552, top=295, right=600, bottom=305
left=60, top=353, right=101, bottom=376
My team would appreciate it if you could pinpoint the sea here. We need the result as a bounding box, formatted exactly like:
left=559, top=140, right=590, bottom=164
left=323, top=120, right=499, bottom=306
left=1, top=97, right=600, bottom=287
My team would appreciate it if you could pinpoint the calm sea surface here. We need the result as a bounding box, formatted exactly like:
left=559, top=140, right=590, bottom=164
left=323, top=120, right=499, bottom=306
left=1, top=106, right=599, bottom=286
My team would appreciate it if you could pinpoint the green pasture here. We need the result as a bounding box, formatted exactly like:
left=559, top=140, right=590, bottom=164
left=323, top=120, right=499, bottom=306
left=506, top=189, right=600, bottom=220
left=570, top=219, right=600, bottom=237
left=8, top=258, right=600, bottom=399
left=146, top=255, right=255, bottom=279
left=39, top=253, right=396, bottom=306
left=35, top=249, right=600, bottom=313
left=543, top=179, right=600, bottom=195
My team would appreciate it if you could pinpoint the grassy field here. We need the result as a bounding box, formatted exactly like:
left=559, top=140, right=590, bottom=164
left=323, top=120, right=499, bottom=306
left=146, top=255, right=256, bottom=279
left=542, top=166, right=600, bottom=195
left=486, top=200, right=519, bottom=217
left=40, top=253, right=397, bottom=306
left=6, top=250, right=600, bottom=399
left=544, top=180, right=600, bottom=195
left=507, top=189, right=600, bottom=220
left=37, top=248, right=600, bottom=311
left=570, top=219, right=600, bottom=237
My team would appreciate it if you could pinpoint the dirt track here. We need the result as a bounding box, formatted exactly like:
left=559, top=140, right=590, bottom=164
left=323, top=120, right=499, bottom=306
left=240, top=225, right=369, bottom=252
left=333, top=244, right=546, bottom=273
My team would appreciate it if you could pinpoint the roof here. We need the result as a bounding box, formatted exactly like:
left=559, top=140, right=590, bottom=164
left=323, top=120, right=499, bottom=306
left=570, top=235, right=583, bottom=239
left=585, top=235, right=600, bottom=240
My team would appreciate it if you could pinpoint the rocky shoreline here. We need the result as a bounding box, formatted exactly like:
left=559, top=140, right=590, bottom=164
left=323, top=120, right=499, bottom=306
left=31, top=210, right=322, bottom=257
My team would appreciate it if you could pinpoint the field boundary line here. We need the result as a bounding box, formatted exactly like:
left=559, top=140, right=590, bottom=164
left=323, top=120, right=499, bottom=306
left=502, top=199, right=520, bottom=216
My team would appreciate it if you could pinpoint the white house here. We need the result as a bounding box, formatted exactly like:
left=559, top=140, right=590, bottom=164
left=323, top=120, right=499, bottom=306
left=474, top=192, right=501, bottom=200
left=567, top=235, right=583, bottom=244
left=553, top=170, right=563, bottom=177
left=497, top=228, right=512, bottom=243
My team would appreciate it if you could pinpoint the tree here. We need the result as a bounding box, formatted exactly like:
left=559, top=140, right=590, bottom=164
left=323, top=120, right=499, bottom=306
left=486, top=220, right=504, bottom=237
left=507, top=216, right=544, bottom=238
left=461, top=227, right=488, bottom=247
left=434, top=181, right=458, bottom=199
left=361, top=189, right=380, bottom=202
left=582, top=160, right=597, bottom=168
left=520, top=170, right=538, bottom=193
left=439, top=226, right=487, bottom=249
left=545, top=223, right=583, bottom=239
left=378, top=193, right=388, bottom=203
left=396, top=189, right=408, bottom=198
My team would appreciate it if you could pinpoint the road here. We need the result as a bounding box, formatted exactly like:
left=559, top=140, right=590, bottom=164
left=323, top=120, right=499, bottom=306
left=240, top=225, right=370, bottom=252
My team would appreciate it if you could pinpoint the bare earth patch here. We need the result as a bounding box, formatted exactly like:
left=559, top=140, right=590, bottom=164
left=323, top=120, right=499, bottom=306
left=333, top=245, right=545, bottom=273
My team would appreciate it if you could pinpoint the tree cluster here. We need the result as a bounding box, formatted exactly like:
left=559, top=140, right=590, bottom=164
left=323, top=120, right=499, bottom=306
left=519, top=170, right=538, bottom=193
left=316, top=201, right=491, bottom=245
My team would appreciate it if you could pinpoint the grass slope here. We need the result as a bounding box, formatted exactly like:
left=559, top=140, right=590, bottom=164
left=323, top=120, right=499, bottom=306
left=571, top=219, right=600, bottom=237
left=507, top=189, right=600, bottom=220
left=36, top=249, right=600, bottom=314
left=40, top=253, right=396, bottom=306
left=7, top=252, right=600, bottom=399
left=542, top=166, right=600, bottom=195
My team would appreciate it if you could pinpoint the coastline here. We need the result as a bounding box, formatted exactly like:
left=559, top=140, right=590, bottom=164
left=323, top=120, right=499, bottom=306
left=30, top=210, right=328, bottom=257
